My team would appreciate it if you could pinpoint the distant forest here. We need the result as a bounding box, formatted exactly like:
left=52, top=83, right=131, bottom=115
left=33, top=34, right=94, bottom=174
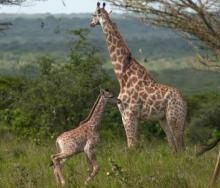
left=0, top=13, right=193, bottom=59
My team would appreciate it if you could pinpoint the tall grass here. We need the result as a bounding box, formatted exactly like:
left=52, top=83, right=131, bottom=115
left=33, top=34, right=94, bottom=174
left=0, top=131, right=219, bottom=188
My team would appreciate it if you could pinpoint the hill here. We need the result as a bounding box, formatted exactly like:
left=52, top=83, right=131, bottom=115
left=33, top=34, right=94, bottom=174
left=0, top=13, right=219, bottom=95
left=0, top=13, right=193, bottom=59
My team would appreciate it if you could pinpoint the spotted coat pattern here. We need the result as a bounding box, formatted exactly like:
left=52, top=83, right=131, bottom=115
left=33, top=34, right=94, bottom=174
left=51, top=89, right=117, bottom=185
left=90, top=6, right=187, bottom=152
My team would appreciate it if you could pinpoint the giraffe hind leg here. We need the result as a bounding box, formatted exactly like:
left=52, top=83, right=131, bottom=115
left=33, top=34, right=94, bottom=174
left=167, top=119, right=185, bottom=152
left=51, top=152, right=74, bottom=185
left=165, top=101, right=186, bottom=152
left=159, top=120, right=178, bottom=152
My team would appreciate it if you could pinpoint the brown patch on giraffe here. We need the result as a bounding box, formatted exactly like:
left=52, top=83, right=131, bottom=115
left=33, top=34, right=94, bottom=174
left=131, top=76, right=138, bottom=84
left=142, top=105, right=150, bottom=115
left=122, top=95, right=128, bottom=101
left=120, top=48, right=125, bottom=55
left=113, top=37, right=117, bottom=45
left=146, top=87, right=154, bottom=93
left=133, top=92, right=138, bottom=98
left=120, top=88, right=125, bottom=93
left=108, top=35, right=113, bottom=43
left=148, top=99, right=153, bottom=105
left=134, top=86, right=139, bottom=92
left=118, top=55, right=124, bottom=62
left=137, top=80, right=143, bottom=87
left=109, top=45, right=115, bottom=54
left=126, top=80, right=132, bottom=88
left=127, top=78, right=133, bottom=86
left=151, top=95, right=156, bottom=100
left=126, top=98, right=131, bottom=103
left=137, top=69, right=144, bottom=78
left=123, top=74, right=128, bottom=82
left=143, top=93, right=148, bottom=99
left=115, top=40, right=121, bottom=48
left=151, top=85, right=158, bottom=90
left=131, top=64, right=137, bottom=71
left=111, top=53, right=117, bottom=61
left=140, top=90, right=146, bottom=97
left=161, top=89, right=166, bottom=96
left=156, top=93, right=162, bottom=99
left=114, top=64, right=121, bottom=71
left=154, top=101, right=161, bottom=108
left=139, top=91, right=145, bottom=96
left=121, top=79, right=126, bottom=88
left=143, top=73, right=150, bottom=80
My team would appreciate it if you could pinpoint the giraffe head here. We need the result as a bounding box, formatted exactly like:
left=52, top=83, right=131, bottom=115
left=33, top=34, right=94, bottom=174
left=100, top=89, right=121, bottom=104
left=90, top=2, right=110, bottom=27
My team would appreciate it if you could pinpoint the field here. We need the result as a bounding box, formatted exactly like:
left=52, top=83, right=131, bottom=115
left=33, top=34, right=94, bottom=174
left=1, top=13, right=220, bottom=188
left=0, top=128, right=217, bottom=188
left=0, top=129, right=219, bottom=188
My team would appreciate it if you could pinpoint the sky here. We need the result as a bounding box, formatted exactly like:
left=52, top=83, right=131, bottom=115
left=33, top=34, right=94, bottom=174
left=0, top=0, right=112, bottom=14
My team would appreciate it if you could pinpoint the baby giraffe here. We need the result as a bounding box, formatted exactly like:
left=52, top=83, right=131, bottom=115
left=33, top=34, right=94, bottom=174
left=51, top=89, right=119, bottom=185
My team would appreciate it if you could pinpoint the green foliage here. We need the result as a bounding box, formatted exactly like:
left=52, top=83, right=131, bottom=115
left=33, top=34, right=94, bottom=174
left=0, top=29, right=120, bottom=138
left=0, top=14, right=192, bottom=59
left=0, top=135, right=218, bottom=188
left=186, top=93, right=220, bottom=144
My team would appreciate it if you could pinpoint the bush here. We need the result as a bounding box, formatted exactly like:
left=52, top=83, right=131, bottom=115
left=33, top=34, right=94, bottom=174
left=0, top=29, right=119, bottom=138
left=186, top=93, right=220, bottom=144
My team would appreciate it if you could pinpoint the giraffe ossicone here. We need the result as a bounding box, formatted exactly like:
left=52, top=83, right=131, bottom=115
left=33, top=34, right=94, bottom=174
left=90, top=3, right=187, bottom=152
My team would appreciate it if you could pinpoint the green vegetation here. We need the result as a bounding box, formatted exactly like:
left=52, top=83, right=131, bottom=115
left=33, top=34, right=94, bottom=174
left=0, top=14, right=220, bottom=188
left=1, top=134, right=219, bottom=188
left=0, top=13, right=193, bottom=59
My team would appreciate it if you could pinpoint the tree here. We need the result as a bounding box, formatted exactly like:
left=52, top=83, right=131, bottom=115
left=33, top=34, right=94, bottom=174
left=0, top=22, right=12, bottom=31
left=107, top=0, right=220, bottom=65
left=0, top=0, right=43, bottom=5
left=0, top=0, right=45, bottom=31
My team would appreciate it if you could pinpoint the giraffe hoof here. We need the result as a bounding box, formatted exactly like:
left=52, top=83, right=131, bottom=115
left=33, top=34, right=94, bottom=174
left=84, top=177, right=92, bottom=185
left=61, top=180, right=65, bottom=186
left=128, top=143, right=137, bottom=150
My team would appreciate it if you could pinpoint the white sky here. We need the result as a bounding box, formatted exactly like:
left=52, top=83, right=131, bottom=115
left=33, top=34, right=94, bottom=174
left=0, top=0, right=110, bottom=14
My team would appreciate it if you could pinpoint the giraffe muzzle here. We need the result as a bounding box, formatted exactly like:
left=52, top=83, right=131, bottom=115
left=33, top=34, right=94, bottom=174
left=90, top=23, right=95, bottom=27
left=117, top=99, right=121, bottom=104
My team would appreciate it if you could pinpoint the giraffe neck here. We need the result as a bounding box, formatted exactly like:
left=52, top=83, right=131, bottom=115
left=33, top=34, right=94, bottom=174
left=86, top=95, right=107, bottom=130
left=100, top=16, right=130, bottom=81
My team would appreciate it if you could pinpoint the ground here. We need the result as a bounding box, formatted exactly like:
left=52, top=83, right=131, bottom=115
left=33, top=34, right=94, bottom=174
left=0, top=130, right=219, bottom=188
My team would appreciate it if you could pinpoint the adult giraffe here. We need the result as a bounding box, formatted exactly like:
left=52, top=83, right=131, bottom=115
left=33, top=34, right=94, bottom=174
left=90, top=2, right=187, bottom=152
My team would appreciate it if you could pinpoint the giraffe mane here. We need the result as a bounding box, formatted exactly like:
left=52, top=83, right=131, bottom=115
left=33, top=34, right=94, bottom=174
left=79, top=93, right=102, bottom=125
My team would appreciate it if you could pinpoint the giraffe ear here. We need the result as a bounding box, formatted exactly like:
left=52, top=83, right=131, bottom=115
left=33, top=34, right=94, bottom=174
left=100, top=88, right=104, bottom=94
left=97, top=2, right=100, bottom=8
left=103, top=2, right=106, bottom=8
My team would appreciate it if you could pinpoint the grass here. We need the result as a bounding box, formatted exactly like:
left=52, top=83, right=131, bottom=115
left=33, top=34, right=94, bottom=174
left=0, top=130, right=219, bottom=188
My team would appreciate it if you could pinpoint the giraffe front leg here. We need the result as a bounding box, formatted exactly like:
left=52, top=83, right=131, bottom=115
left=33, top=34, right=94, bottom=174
left=85, top=154, right=93, bottom=173
left=122, top=114, right=138, bottom=149
left=84, top=142, right=100, bottom=184
left=159, top=120, right=178, bottom=153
